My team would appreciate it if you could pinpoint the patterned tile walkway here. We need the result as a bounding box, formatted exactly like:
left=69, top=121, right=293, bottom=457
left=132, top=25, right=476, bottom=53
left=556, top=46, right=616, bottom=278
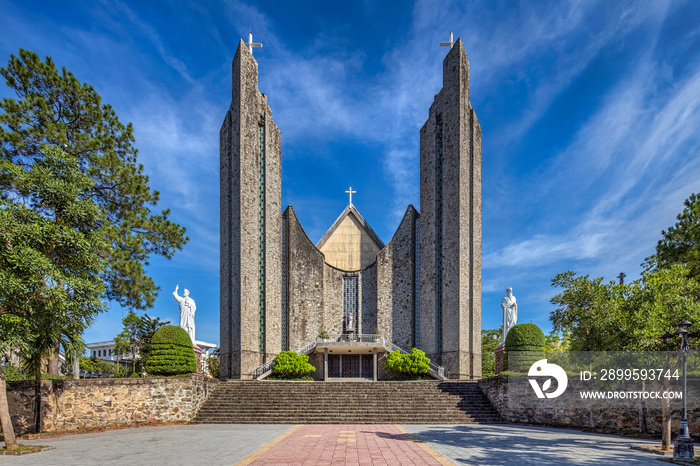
left=239, top=424, right=451, bottom=465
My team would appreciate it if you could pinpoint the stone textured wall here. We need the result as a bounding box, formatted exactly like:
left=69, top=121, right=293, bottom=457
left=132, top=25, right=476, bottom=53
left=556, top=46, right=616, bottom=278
left=220, top=39, right=282, bottom=379
left=376, top=206, right=419, bottom=350
left=361, top=263, right=378, bottom=335
left=323, top=265, right=345, bottom=335
left=284, top=206, right=325, bottom=350
left=3, top=376, right=218, bottom=437
left=480, top=375, right=700, bottom=435
left=419, top=38, right=481, bottom=379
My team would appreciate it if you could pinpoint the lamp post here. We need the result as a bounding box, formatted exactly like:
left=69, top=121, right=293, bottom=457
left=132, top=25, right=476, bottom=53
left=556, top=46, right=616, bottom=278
left=662, top=320, right=695, bottom=459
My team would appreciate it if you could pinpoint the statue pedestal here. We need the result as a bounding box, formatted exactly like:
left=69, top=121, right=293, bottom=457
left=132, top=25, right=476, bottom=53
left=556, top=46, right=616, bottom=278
left=193, top=345, right=203, bottom=375
left=495, top=343, right=505, bottom=375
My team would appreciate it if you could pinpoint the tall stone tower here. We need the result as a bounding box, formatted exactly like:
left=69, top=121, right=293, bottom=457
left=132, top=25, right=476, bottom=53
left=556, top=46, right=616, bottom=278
left=419, top=38, right=482, bottom=379
left=220, top=40, right=282, bottom=379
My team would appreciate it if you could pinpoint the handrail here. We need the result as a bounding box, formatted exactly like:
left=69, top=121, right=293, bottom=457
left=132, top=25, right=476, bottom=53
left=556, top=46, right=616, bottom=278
left=318, top=334, right=386, bottom=344
left=384, top=341, right=447, bottom=379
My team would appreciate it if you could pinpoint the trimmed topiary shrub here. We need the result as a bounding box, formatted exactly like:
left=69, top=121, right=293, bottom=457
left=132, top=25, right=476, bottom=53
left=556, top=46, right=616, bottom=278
left=270, top=351, right=315, bottom=379
left=384, top=348, right=431, bottom=379
left=504, top=323, right=546, bottom=372
left=145, top=325, right=197, bottom=376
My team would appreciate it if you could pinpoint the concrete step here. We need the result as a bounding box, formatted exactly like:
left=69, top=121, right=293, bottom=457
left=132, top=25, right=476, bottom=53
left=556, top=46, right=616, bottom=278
left=192, top=380, right=502, bottom=425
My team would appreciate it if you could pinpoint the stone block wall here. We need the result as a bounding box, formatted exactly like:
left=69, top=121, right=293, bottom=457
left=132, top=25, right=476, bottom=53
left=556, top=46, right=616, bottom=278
left=284, top=206, right=325, bottom=349
left=360, top=263, right=378, bottom=335
left=480, top=375, right=700, bottom=436
left=376, top=206, right=419, bottom=350
left=322, top=265, right=345, bottom=335
left=419, top=38, right=481, bottom=379
left=3, top=376, right=218, bottom=438
left=220, top=39, right=282, bottom=379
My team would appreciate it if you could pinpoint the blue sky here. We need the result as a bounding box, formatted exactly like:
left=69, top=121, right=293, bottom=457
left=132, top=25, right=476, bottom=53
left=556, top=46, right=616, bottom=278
left=2, top=0, right=700, bottom=348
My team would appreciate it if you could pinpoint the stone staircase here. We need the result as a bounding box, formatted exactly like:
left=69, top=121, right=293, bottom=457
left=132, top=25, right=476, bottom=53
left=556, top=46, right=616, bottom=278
left=193, top=381, right=502, bottom=424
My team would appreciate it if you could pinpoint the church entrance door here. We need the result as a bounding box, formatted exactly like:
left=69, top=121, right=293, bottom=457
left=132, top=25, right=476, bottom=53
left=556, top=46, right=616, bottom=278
left=328, top=354, right=373, bottom=378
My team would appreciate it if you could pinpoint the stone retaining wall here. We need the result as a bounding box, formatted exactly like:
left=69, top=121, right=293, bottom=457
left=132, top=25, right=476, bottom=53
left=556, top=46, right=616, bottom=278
left=3, top=375, right=218, bottom=438
left=479, top=374, right=700, bottom=435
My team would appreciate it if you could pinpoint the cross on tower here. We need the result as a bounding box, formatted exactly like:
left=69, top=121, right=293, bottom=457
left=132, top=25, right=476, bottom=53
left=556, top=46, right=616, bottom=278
left=439, top=31, right=455, bottom=49
left=247, top=31, right=262, bottom=55
left=617, top=272, right=626, bottom=285
left=345, top=186, right=357, bottom=205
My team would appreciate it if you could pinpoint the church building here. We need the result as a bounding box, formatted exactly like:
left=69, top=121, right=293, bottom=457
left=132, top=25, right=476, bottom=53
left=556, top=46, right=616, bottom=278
left=220, top=35, right=482, bottom=380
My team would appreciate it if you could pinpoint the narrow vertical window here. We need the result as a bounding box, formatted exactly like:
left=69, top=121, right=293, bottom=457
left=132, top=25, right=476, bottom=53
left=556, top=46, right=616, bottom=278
left=343, top=276, right=358, bottom=333
left=258, top=123, right=266, bottom=353
left=281, top=215, right=287, bottom=350
left=435, top=113, right=443, bottom=353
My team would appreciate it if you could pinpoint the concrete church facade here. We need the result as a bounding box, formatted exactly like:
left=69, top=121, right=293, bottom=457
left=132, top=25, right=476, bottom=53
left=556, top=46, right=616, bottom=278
left=220, top=36, right=482, bottom=380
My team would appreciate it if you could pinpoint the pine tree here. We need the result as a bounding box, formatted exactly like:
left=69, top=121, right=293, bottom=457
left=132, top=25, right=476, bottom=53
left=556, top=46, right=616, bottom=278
left=0, top=49, right=189, bottom=444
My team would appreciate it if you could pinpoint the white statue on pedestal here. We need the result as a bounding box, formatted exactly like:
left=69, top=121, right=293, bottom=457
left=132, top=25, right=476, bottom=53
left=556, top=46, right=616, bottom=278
left=501, top=287, right=517, bottom=344
left=173, top=285, right=196, bottom=345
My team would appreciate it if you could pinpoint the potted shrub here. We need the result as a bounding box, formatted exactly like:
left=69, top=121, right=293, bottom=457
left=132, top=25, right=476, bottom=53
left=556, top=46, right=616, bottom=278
left=318, top=330, right=330, bottom=342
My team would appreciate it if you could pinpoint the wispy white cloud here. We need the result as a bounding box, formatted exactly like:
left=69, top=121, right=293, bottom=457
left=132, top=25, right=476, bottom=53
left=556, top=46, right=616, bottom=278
left=485, top=50, right=700, bottom=278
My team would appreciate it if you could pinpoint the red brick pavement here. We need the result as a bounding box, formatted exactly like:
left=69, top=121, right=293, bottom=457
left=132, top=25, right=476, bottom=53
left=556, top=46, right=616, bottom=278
left=239, top=424, right=451, bottom=465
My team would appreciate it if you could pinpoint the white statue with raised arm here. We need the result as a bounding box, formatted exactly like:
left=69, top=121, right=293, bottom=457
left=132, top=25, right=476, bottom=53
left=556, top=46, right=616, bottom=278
left=173, top=285, right=196, bottom=345
left=501, top=287, right=518, bottom=344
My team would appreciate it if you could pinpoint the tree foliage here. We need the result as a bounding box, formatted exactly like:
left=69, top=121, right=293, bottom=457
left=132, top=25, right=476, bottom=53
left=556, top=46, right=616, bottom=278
left=113, top=312, right=167, bottom=374
left=207, top=353, right=220, bottom=379
left=481, top=327, right=502, bottom=378
left=550, top=265, right=700, bottom=352
left=544, top=329, right=570, bottom=353
left=0, top=49, right=188, bottom=311
left=654, top=193, right=700, bottom=280
left=0, top=49, right=188, bottom=441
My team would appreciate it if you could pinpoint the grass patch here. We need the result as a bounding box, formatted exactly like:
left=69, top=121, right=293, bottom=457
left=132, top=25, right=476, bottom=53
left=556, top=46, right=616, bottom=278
left=0, top=444, right=55, bottom=455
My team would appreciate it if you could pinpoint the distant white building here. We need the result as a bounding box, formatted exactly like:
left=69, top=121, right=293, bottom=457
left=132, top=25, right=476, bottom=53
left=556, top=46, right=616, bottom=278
left=195, top=340, right=218, bottom=376
left=85, top=341, right=137, bottom=363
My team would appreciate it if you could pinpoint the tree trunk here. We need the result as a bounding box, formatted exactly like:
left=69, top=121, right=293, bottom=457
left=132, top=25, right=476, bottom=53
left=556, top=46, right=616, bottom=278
left=72, top=355, right=79, bottom=380
left=47, top=340, right=61, bottom=375
left=661, top=394, right=672, bottom=450
left=0, top=366, right=18, bottom=450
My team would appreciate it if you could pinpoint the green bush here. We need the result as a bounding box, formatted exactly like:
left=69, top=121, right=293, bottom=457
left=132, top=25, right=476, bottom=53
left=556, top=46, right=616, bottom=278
left=2, top=367, right=70, bottom=381
left=145, top=325, right=197, bottom=376
left=79, top=356, right=116, bottom=373
left=129, top=372, right=141, bottom=378
left=150, top=325, right=193, bottom=346
left=504, top=323, right=546, bottom=371
left=111, top=365, right=127, bottom=378
left=271, top=351, right=315, bottom=379
left=2, top=366, right=26, bottom=381
left=505, top=323, right=546, bottom=350
left=384, top=348, right=431, bottom=378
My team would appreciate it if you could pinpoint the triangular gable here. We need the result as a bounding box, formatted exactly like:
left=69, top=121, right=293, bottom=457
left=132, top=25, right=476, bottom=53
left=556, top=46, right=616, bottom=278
left=316, top=204, right=385, bottom=251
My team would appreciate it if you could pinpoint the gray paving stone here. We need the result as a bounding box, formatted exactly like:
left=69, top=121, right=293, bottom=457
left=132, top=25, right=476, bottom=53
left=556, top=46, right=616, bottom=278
left=402, top=424, right=666, bottom=465
left=3, top=424, right=294, bottom=466
left=2, top=423, right=675, bottom=465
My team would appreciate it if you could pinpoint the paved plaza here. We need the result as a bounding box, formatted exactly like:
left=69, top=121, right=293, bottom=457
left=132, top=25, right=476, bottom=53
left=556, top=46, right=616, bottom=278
left=3, top=423, right=667, bottom=465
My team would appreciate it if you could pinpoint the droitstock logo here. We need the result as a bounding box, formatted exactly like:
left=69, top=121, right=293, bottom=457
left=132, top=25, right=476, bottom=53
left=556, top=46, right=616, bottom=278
left=528, top=359, right=568, bottom=399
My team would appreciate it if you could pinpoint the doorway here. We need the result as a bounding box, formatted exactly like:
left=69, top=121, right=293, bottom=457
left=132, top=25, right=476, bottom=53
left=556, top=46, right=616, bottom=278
left=328, top=354, right=373, bottom=378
